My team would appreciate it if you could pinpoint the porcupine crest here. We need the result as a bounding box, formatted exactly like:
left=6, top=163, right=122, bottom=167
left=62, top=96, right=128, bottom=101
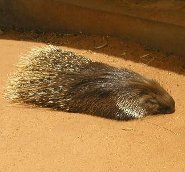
left=6, top=45, right=91, bottom=109
left=5, top=45, right=175, bottom=120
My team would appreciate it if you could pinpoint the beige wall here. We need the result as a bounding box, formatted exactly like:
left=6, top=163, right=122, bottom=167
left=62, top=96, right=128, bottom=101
left=0, top=0, right=185, bottom=56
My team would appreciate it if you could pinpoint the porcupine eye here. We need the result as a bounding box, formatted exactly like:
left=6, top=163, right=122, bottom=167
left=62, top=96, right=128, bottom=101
left=146, top=98, right=158, bottom=105
left=143, top=98, right=160, bottom=114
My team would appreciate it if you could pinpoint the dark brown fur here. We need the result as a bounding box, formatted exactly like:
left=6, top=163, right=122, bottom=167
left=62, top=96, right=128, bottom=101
left=6, top=45, right=175, bottom=120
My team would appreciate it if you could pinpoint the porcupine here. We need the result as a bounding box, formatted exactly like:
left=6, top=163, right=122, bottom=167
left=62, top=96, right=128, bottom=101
left=5, top=45, right=175, bottom=120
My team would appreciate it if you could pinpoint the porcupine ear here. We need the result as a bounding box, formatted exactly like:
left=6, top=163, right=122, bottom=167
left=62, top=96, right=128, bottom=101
left=97, top=90, right=112, bottom=98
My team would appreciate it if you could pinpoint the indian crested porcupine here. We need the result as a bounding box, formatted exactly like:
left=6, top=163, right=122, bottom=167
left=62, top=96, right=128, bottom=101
left=5, top=45, right=175, bottom=120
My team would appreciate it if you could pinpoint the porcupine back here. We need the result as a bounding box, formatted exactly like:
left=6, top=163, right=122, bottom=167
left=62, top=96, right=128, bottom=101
left=6, top=45, right=175, bottom=120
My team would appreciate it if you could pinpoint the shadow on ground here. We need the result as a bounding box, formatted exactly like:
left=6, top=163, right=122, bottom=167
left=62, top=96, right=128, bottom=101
left=0, top=31, right=185, bottom=76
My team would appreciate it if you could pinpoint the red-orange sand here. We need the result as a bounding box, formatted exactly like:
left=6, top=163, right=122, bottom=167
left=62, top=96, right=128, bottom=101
left=0, top=32, right=185, bottom=171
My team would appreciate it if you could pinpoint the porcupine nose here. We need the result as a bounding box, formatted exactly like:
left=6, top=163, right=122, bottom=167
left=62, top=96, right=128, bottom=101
left=164, top=106, right=175, bottom=114
left=170, top=97, right=175, bottom=113
left=163, top=98, right=175, bottom=114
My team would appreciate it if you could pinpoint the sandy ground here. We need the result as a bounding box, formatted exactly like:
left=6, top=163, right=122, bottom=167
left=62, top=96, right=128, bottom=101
left=0, top=32, right=185, bottom=172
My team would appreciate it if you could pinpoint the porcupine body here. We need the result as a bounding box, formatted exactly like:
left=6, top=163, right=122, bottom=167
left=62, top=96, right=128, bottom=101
left=6, top=45, right=175, bottom=120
